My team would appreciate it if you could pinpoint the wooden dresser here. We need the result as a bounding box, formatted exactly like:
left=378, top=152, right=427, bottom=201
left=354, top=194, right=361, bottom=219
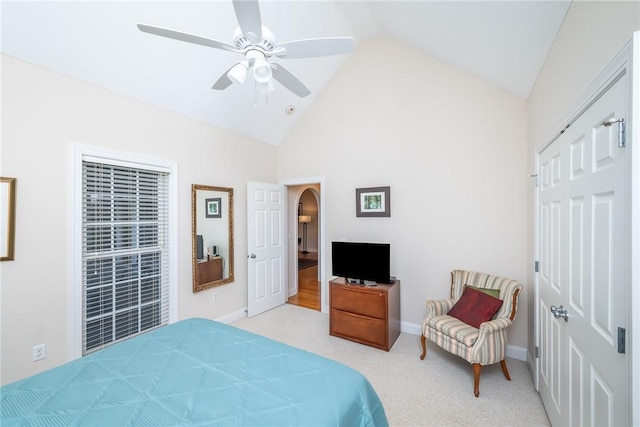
left=329, top=277, right=401, bottom=351
left=196, top=257, right=223, bottom=284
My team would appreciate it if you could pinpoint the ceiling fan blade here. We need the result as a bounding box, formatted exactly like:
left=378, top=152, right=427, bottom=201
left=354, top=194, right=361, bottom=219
left=275, top=37, right=354, bottom=59
left=271, top=63, right=311, bottom=98
left=212, top=67, right=234, bottom=90
left=232, top=0, right=262, bottom=43
left=138, top=24, right=239, bottom=53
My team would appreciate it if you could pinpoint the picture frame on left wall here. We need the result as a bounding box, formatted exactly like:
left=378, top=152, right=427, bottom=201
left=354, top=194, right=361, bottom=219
left=1, top=177, right=16, bottom=261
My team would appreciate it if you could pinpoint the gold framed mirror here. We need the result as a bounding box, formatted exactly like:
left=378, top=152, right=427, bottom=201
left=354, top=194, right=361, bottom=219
left=1, top=177, right=17, bottom=261
left=192, top=184, right=234, bottom=292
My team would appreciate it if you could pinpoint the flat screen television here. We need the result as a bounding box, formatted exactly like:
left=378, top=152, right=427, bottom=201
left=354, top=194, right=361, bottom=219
left=331, top=241, right=392, bottom=284
left=196, top=234, right=204, bottom=260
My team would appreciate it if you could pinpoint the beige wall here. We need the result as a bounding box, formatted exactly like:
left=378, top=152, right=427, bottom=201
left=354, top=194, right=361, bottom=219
left=0, top=55, right=277, bottom=384
left=526, top=1, right=640, bottom=363
left=277, top=36, right=529, bottom=348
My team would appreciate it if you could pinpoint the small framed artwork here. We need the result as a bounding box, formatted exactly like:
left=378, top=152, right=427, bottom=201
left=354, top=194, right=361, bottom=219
left=298, top=202, right=303, bottom=216
left=1, top=177, right=16, bottom=261
left=205, top=197, right=222, bottom=218
left=356, top=186, right=390, bottom=217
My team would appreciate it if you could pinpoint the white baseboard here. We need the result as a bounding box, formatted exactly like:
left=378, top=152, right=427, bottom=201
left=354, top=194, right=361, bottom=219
left=506, top=344, right=527, bottom=362
left=401, top=321, right=527, bottom=362
left=216, top=308, right=247, bottom=324
left=223, top=309, right=529, bottom=362
left=401, top=321, right=422, bottom=336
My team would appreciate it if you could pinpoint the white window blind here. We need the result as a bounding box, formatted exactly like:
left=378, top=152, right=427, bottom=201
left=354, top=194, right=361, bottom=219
left=81, top=160, right=170, bottom=354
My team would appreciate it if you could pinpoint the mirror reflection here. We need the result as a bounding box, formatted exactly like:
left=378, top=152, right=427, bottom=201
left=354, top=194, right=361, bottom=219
left=192, top=184, right=234, bottom=292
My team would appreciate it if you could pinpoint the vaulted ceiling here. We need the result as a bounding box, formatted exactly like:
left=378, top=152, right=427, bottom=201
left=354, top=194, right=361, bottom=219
left=1, top=1, right=571, bottom=145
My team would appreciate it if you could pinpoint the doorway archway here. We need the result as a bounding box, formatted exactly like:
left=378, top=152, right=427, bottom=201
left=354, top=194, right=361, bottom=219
left=286, top=184, right=322, bottom=311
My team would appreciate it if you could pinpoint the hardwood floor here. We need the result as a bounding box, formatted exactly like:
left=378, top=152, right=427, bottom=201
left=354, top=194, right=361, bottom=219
left=287, top=255, right=320, bottom=311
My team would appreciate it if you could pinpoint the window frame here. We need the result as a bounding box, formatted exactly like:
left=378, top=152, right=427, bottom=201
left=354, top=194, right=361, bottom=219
left=70, top=144, right=178, bottom=360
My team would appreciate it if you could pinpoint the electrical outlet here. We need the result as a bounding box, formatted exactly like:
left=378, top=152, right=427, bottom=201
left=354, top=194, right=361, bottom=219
left=211, top=293, right=217, bottom=302
left=32, top=344, right=46, bottom=361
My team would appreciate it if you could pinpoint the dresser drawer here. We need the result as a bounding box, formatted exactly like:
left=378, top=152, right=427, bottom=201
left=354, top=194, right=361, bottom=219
left=331, top=285, right=387, bottom=319
left=330, top=309, right=387, bottom=347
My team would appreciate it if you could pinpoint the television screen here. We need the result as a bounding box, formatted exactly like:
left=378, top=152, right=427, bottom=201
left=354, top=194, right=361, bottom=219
left=331, top=241, right=391, bottom=284
left=196, top=234, right=204, bottom=260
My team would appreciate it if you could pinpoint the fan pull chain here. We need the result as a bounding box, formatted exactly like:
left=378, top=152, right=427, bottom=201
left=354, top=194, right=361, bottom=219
left=253, top=81, right=270, bottom=109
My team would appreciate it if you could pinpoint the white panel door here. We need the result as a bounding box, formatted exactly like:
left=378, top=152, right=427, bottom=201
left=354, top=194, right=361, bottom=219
left=247, top=181, right=286, bottom=317
left=537, top=75, right=629, bottom=426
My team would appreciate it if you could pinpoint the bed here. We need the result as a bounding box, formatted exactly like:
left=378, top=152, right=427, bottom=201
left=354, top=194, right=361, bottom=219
left=0, top=318, right=388, bottom=426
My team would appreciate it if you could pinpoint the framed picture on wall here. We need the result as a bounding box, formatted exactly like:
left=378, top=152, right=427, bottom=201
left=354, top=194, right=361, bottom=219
left=356, top=186, right=390, bottom=217
left=1, top=177, right=16, bottom=261
left=205, top=197, right=222, bottom=218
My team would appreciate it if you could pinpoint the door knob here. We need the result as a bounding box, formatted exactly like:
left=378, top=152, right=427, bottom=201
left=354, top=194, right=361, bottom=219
left=249, top=254, right=256, bottom=259
left=550, top=304, right=569, bottom=322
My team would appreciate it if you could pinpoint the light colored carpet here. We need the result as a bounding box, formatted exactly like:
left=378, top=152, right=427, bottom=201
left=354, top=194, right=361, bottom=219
left=233, top=303, right=550, bottom=427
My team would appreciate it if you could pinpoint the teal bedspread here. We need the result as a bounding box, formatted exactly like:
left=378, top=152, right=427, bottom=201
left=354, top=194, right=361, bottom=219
left=0, top=318, right=388, bottom=426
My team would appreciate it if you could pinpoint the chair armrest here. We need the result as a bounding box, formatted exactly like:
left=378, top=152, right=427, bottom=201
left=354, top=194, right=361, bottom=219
left=478, top=317, right=512, bottom=333
left=425, top=299, right=455, bottom=317
left=471, top=317, right=513, bottom=365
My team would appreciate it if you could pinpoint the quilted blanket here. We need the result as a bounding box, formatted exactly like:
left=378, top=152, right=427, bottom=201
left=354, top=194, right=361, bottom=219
left=1, top=318, right=388, bottom=426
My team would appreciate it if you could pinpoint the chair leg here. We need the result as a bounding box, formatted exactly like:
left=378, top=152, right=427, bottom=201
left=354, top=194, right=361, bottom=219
left=419, top=334, right=427, bottom=360
left=472, top=363, right=482, bottom=397
left=500, top=359, right=512, bottom=381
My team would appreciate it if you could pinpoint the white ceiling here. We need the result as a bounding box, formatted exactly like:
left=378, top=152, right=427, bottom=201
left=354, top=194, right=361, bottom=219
left=1, top=1, right=570, bottom=145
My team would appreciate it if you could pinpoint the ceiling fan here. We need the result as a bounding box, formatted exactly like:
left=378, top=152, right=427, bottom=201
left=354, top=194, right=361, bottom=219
left=138, top=0, right=354, bottom=98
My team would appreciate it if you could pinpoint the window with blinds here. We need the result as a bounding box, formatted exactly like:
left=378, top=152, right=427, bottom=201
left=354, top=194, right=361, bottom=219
left=82, top=161, right=170, bottom=354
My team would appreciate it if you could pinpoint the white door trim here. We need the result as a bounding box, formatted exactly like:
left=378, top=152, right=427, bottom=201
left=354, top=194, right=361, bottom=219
left=536, top=42, right=633, bottom=155
left=630, top=31, right=640, bottom=426
left=280, top=177, right=327, bottom=313
left=533, top=34, right=639, bottom=425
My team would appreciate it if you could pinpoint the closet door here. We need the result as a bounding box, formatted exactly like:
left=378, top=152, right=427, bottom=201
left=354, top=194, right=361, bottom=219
left=537, top=73, right=629, bottom=427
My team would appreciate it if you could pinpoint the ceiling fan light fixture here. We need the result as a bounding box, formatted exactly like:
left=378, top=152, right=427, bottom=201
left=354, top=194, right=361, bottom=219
left=139, top=0, right=354, bottom=97
left=227, top=62, right=249, bottom=85
left=253, top=57, right=272, bottom=83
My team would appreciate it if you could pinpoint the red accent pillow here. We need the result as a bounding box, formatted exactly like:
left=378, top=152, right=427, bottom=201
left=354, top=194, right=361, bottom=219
left=448, top=286, right=503, bottom=328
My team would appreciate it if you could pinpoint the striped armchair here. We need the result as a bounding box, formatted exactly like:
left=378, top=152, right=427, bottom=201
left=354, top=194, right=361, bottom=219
left=420, top=270, right=523, bottom=397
